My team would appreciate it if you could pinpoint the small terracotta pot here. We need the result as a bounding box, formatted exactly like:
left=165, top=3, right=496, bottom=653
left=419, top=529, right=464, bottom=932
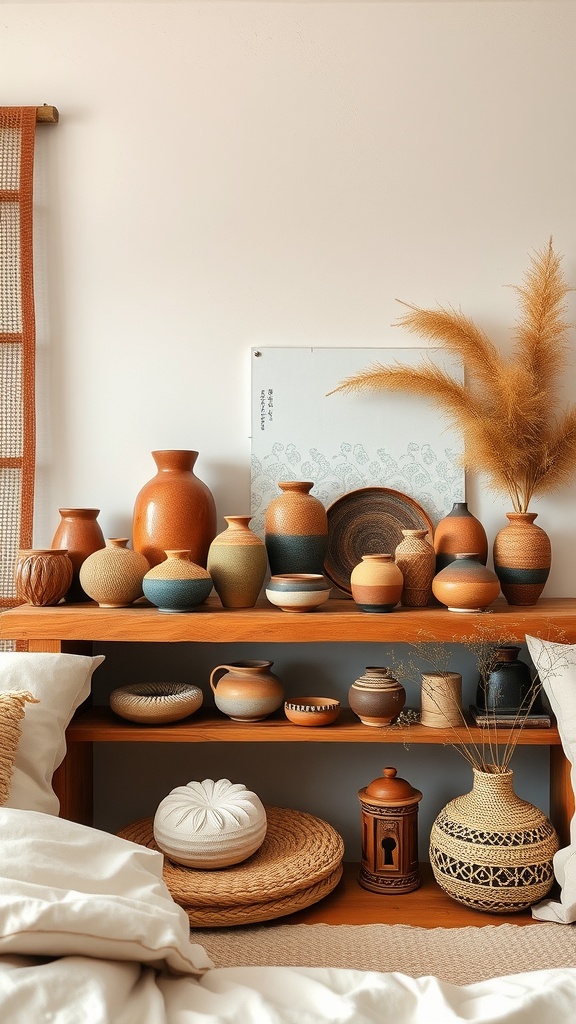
left=284, top=696, right=340, bottom=727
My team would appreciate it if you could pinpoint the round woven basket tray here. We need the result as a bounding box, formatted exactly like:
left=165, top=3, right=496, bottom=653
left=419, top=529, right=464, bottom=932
left=118, top=805, right=344, bottom=927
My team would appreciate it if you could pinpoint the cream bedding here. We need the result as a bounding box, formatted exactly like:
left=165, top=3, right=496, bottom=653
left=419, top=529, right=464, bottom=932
left=0, top=806, right=575, bottom=1024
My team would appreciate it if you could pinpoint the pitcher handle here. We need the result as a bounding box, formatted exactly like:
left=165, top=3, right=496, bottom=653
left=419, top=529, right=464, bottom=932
left=210, top=665, right=231, bottom=695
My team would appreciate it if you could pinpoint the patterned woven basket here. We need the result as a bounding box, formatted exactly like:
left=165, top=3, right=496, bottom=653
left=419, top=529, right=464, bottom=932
left=429, top=768, right=558, bottom=913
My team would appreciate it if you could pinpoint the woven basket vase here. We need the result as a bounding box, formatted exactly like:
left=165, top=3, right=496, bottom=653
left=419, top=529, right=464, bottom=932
left=429, top=768, right=558, bottom=914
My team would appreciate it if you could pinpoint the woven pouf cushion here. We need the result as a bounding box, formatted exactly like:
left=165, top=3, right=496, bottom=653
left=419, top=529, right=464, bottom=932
left=118, top=806, right=344, bottom=926
left=153, top=779, right=267, bottom=868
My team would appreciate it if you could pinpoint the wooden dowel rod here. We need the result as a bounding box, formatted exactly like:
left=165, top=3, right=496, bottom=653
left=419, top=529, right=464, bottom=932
left=36, top=106, right=59, bottom=124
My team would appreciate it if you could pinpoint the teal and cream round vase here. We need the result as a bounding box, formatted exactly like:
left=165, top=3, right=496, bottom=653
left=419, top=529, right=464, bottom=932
left=264, top=481, right=328, bottom=576
left=429, top=768, right=558, bottom=914
left=143, top=549, right=212, bottom=612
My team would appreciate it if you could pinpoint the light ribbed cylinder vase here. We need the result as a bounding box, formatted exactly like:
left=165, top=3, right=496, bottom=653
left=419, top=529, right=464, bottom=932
left=420, top=672, right=463, bottom=728
left=429, top=768, right=558, bottom=914
left=207, top=516, right=268, bottom=608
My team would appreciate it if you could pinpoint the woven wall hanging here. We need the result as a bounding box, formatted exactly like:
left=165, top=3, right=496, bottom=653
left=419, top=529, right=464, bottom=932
left=0, top=106, right=58, bottom=648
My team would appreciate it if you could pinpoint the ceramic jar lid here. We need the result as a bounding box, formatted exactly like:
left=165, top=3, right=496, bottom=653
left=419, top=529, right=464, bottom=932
left=359, top=767, right=422, bottom=807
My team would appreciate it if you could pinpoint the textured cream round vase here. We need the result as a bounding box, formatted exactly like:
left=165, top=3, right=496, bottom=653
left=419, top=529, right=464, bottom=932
left=153, top=779, right=268, bottom=868
left=79, top=538, right=150, bottom=607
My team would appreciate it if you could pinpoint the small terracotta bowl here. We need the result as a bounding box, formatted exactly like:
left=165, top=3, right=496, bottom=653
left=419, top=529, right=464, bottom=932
left=266, top=574, right=332, bottom=612
left=284, top=696, right=341, bottom=727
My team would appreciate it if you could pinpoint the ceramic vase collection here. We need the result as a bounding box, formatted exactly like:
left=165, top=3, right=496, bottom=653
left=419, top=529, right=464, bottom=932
left=264, top=481, right=328, bottom=575
left=431, top=553, right=500, bottom=612
left=429, top=768, right=558, bottom=913
left=394, top=529, right=435, bottom=607
left=132, top=450, right=217, bottom=569
left=207, top=516, right=268, bottom=608
left=142, top=549, right=213, bottom=612
left=51, top=508, right=105, bottom=602
left=209, top=660, right=284, bottom=722
left=433, top=502, right=488, bottom=572
left=348, top=666, right=406, bottom=726
left=493, top=513, right=551, bottom=606
left=15, top=549, right=74, bottom=607
left=350, top=554, right=403, bottom=612
left=79, top=538, right=150, bottom=608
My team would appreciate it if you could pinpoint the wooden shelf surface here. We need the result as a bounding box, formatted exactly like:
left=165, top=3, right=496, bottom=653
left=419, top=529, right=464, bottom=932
left=2, top=596, right=576, bottom=645
left=253, top=862, right=541, bottom=928
left=68, top=705, right=561, bottom=746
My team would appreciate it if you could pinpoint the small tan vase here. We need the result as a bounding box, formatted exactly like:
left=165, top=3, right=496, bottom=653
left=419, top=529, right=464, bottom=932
left=350, top=554, right=403, bottom=613
left=394, top=529, right=435, bottom=607
left=429, top=768, right=559, bottom=913
left=207, top=516, right=268, bottom=608
left=493, top=512, right=551, bottom=606
left=210, top=660, right=284, bottom=722
left=15, top=549, right=74, bottom=607
left=79, top=538, right=150, bottom=608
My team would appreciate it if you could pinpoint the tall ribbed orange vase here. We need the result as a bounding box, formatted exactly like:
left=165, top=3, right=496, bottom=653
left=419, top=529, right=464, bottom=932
left=133, top=450, right=217, bottom=569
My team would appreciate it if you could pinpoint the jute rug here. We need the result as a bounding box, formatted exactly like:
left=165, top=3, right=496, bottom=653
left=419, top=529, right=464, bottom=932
left=189, top=922, right=576, bottom=986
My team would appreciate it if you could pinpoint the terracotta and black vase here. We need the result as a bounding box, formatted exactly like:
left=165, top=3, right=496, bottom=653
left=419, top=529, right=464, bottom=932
left=350, top=554, right=403, bottom=613
left=493, top=512, right=551, bottom=606
left=433, top=502, right=488, bottom=572
left=432, top=552, right=500, bottom=612
left=264, top=481, right=328, bottom=576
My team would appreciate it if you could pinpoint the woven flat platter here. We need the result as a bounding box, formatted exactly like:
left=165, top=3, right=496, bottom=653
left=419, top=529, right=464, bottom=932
left=118, top=806, right=344, bottom=908
left=324, top=486, right=434, bottom=594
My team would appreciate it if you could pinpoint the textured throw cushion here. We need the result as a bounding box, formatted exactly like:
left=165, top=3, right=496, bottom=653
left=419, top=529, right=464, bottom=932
left=525, top=634, right=576, bottom=923
left=0, top=691, right=37, bottom=805
left=0, top=652, right=104, bottom=815
left=0, top=806, right=212, bottom=974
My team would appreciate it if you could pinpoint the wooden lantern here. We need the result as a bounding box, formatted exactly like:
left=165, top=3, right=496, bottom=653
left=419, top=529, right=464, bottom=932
left=358, top=766, right=422, bottom=894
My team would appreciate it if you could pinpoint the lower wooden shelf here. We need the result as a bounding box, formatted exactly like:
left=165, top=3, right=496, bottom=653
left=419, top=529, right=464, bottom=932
left=284, top=862, right=541, bottom=928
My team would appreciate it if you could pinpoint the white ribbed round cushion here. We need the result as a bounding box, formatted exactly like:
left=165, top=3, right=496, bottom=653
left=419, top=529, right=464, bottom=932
left=153, top=779, right=267, bottom=869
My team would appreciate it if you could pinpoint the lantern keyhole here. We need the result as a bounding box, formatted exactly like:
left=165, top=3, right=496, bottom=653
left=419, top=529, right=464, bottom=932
left=381, top=835, right=397, bottom=865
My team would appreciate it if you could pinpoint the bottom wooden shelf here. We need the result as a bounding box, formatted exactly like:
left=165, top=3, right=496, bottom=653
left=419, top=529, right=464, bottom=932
left=284, top=862, right=542, bottom=928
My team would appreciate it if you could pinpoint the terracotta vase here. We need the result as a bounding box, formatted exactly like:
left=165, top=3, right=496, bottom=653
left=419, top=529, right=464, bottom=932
left=15, top=549, right=74, bottom=607
left=207, top=516, right=268, bottom=608
left=429, top=768, right=558, bottom=913
left=264, top=481, right=328, bottom=576
left=132, top=450, right=217, bottom=569
left=210, top=660, right=284, bottom=722
left=348, top=666, right=406, bottom=726
left=394, top=529, right=435, bottom=607
left=350, top=554, right=403, bottom=613
left=433, top=502, right=488, bottom=572
left=79, top=538, right=150, bottom=608
left=51, top=508, right=105, bottom=602
left=142, top=549, right=213, bottom=613
left=493, top=512, right=551, bottom=606
left=432, top=552, right=500, bottom=612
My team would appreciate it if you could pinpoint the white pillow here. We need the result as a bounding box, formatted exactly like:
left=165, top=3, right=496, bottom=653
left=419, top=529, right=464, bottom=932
left=525, top=634, right=576, bottom=923
left=0, top=651, right=105, bottom=815
left=0, top=806, right=212, bottom=974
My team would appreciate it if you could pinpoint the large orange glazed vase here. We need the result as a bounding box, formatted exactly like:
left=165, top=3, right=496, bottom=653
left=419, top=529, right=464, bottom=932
left=133, top=450, right=217, bottom=569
